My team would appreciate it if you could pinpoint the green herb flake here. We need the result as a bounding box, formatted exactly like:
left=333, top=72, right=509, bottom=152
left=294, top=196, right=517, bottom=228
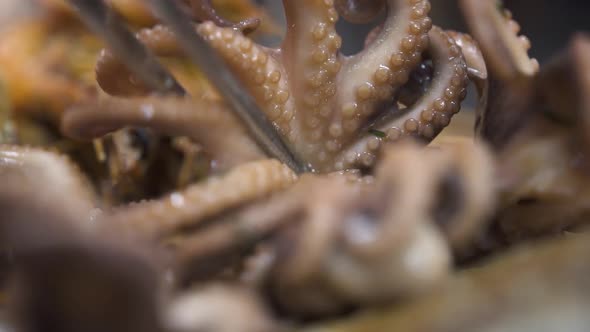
left=369, top=129, right=386, bottom=138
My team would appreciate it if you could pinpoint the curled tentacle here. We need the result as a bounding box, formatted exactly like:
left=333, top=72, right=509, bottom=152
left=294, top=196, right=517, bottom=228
left=335, top=27, right=468, bottom=169
left=458, top=0, right=538, bottom=81
left=351, top=139, right=495, bottom=255
left=446, top=31, right=487, bottom=82
left=270, top=148, right=450, bottom=317
left=61, top=96, right=264, bottom=171
left=446, top=30, right=489, bottom=140
left=106, top=159, right=297, bottom=239
left=276, top=140, right=493, bottom=315
left=458, top=0, right=537, bottom=148
left=335, top=0, right=386, bottom=24
left=336, top=0, right=432, bottom=132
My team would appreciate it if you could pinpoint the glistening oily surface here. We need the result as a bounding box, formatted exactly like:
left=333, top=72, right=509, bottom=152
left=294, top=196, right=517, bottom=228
left=0, top=0, right=590, bottom=331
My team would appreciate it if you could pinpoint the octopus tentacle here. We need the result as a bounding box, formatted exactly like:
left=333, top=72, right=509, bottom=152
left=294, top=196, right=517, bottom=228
left=280, top=0, right=342, bottom=144
left=270, top=154, right=450, bottom=316
left=343, top=142, right=439, bottom=257
left=281, top=0, right=342, bottom=144
left=336, top=0, right=432, bottom=130
left=164, top=141, right=493, bottom=315
left=107, top=159, right=297, bottom=239
left=458, top=0, right=539, bottom=81
left=61, top=96, right=264, bottom=171
left=335, top=27, right=468, bottom=169
left=458, top=0, right=537, bottom=148
left=335, top=0, right=386, bottom=24
left=446, top=31, right=487, bottom=82
left=172, top=172, right=435, bottom=315
left=446, top=30, right=489, bottom=140
left=195, top=23, right=296, bottom=135
left=172, top=174, right=319, bottom=282
left=0, top=145, right=97, bottom=222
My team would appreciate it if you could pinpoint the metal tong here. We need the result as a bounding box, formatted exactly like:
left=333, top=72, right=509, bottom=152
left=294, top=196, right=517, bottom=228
left=66, top=0, right=309, bottom=174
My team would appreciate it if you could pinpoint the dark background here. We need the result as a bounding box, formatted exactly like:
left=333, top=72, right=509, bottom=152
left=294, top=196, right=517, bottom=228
left=261, top=0, right=590, bottom=63
left=431, top=0, right=590, bottom=63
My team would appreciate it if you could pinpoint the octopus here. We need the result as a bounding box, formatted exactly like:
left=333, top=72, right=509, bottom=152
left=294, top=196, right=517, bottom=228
left=1, top=0, right=590, bottom=331
left=0, top=138, right=496, bottom=319
left=5, top=0, right=590, bottom=329
left=51, top=3, right=488, bottom=307
left=67, top=0, right=472, bottom=173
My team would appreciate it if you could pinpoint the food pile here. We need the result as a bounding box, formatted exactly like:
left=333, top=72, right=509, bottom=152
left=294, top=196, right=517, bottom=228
left=1, top=1, right=590, bottom=331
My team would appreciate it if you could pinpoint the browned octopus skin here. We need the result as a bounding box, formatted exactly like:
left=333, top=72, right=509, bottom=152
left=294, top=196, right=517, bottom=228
left=88, top=0, right=471, bottom=172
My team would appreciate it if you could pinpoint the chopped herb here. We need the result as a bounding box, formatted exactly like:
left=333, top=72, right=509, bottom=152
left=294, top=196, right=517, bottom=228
left=369, top=129, right=386, bottom=138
